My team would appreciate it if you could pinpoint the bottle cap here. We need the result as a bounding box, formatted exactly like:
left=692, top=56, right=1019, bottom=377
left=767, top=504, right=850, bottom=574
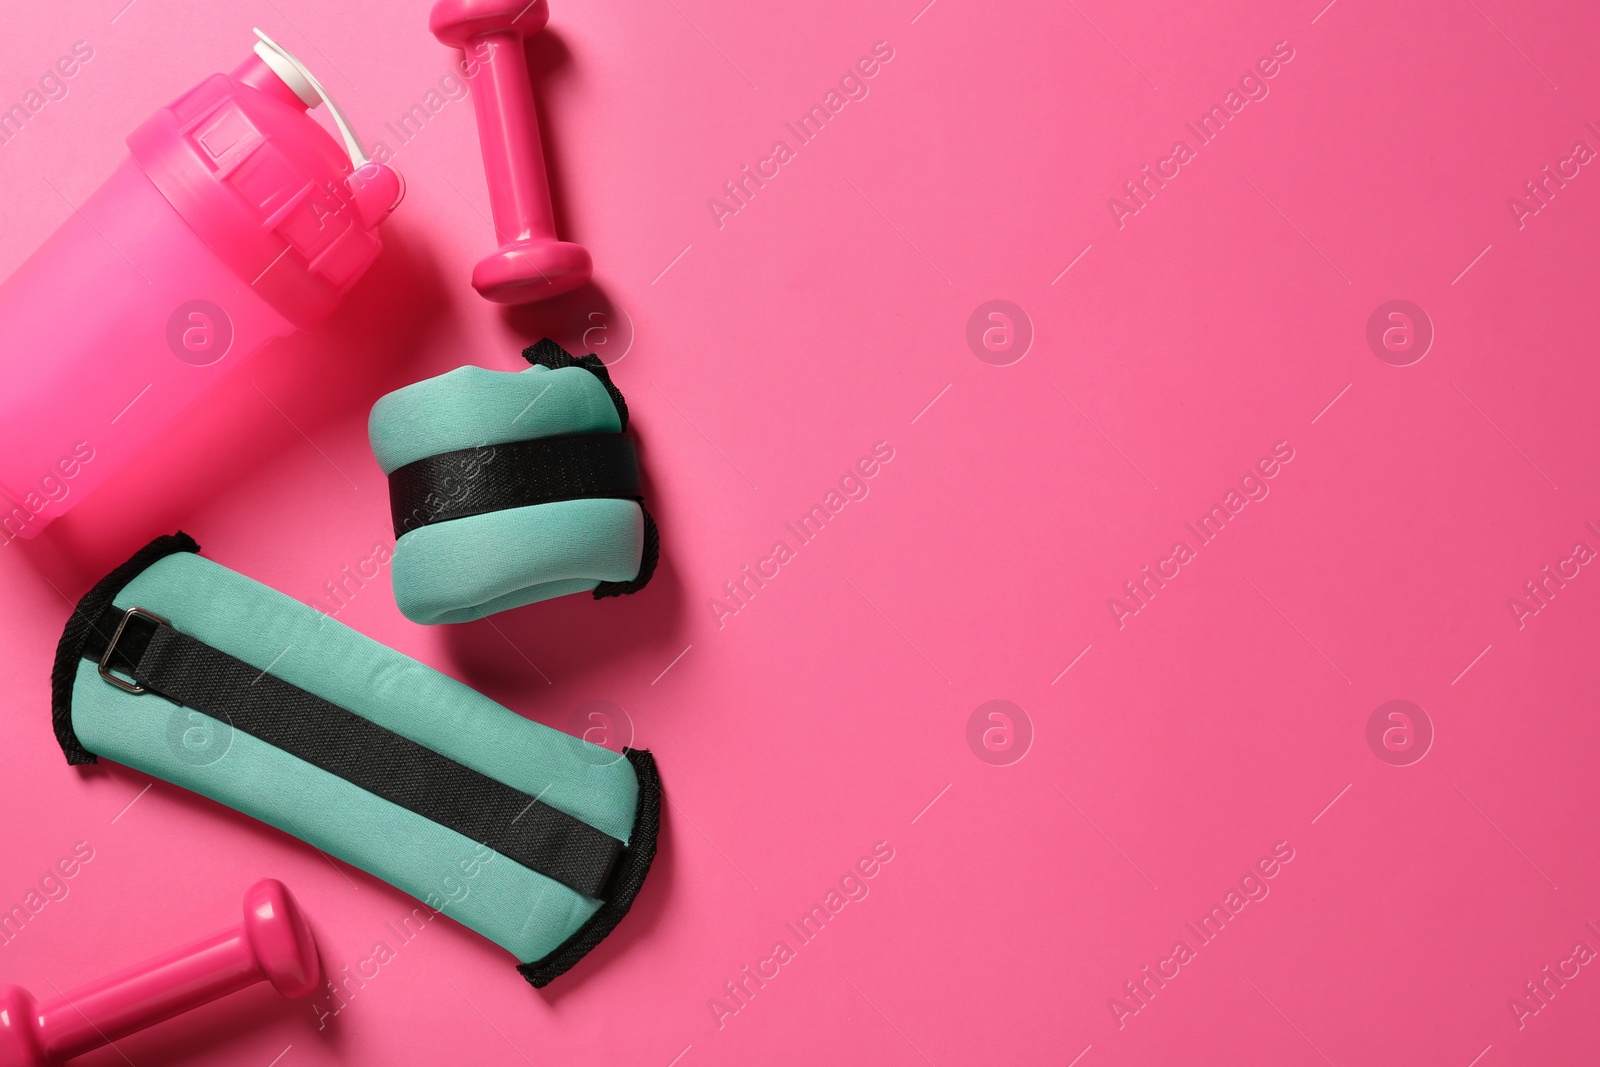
left=125, top=31, right=403, bottom=330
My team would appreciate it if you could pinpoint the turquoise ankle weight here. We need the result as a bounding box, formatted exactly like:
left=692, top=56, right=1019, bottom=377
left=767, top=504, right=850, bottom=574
left=50, top=533, right=660, bottom=989
left=369, top=339, right=659, bottom=625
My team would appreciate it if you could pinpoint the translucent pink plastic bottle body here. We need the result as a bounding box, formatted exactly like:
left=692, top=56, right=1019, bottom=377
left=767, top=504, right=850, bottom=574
left=0, top=158, right=295, bottom=534
left=0, top=51, right=401, bottom=539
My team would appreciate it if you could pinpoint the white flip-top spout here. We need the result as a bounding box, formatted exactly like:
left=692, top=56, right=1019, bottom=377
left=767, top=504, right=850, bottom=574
left=252, top=27, right=370, bottom=167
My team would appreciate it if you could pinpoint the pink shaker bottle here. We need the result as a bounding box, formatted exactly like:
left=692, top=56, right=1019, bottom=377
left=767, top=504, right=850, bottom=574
left=0, top=31, right=402, bottom=540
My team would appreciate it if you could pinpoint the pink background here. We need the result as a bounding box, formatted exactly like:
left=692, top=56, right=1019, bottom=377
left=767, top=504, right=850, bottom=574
left=4, top=0, right=1600, bottom=1064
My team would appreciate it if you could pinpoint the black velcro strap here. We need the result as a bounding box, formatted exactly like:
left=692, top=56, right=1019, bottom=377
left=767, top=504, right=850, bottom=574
left=81, top=606, right=624, bottom=899
left=388, top=434, right=641, bottom=537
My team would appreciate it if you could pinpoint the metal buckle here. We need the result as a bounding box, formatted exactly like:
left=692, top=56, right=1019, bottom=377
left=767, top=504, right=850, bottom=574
left=97, top=607, right=171, bottom=695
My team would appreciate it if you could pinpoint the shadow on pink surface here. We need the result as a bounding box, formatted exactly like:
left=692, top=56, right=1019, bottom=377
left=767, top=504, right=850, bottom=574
left=440, top=421, right=688, bottom=702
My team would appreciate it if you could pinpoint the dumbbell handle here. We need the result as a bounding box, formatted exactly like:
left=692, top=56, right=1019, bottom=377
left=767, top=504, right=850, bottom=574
left=470, top=31, right=558, bottom=246
left=0, top=879, right=317, bottom=1067
left=35, top=927, right=264, bottom=1061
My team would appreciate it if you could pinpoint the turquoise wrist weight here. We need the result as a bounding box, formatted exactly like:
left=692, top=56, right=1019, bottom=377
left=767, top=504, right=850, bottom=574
left=51, top=533, right=660, bottom=989
left=369, top=339, right=659, bottom=625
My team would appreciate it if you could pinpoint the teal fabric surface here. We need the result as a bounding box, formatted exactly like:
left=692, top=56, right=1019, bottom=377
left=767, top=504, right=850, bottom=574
left=369, top=363, right=645, bottom=625
left=369, top=364, right=621, bottom=472
left=390, top=500, right=642, bottom=624
left=70, top=551, right=640, bottom=964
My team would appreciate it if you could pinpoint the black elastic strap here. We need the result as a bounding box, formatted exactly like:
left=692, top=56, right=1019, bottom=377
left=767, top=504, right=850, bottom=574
left=80, top=606, right=624, bottom=899
left=388, top=433, right=640, bottom=536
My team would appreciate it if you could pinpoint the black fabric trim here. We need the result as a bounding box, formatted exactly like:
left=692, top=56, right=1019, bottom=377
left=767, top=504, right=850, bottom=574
left=593, top=505, right=659, bottom=599
left=520, top=337, right=629, bottom=430
left=79, top=605, right=625, bottom=899
left=388, top=434, right=641, bottom=536
left=519, top=747, right=661, bottom=988
left=50, top=532, right=201, bottom=765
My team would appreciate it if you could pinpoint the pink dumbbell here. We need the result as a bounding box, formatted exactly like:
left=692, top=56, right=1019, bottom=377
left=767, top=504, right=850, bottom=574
left=432, top=0, right=593, bottom=304
left=0, top=879, right=319, bottom=1066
